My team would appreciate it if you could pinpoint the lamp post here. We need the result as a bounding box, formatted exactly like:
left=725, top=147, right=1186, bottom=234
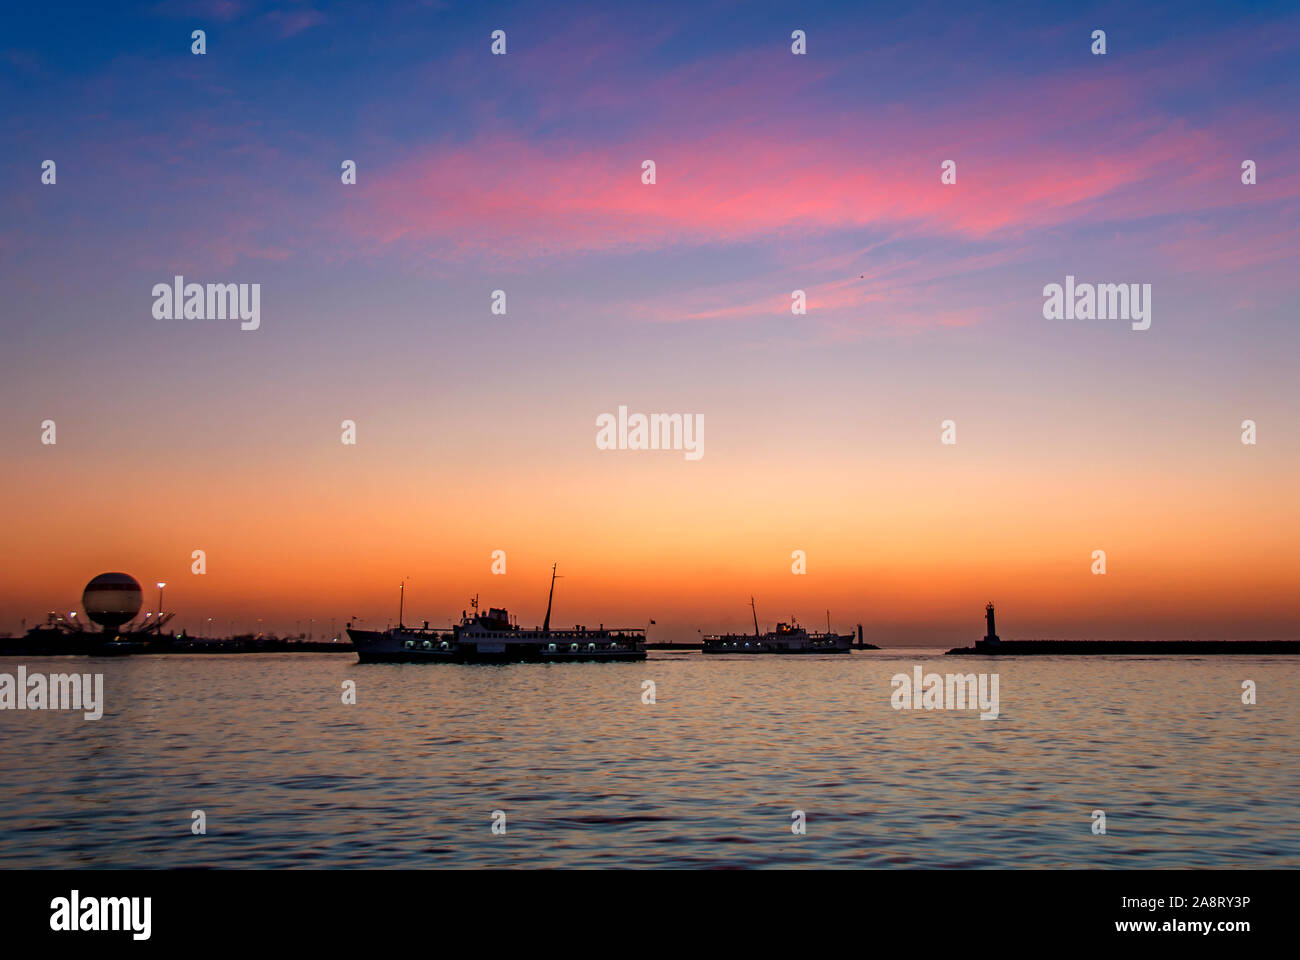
left=156, top=581, right=166, bottom=617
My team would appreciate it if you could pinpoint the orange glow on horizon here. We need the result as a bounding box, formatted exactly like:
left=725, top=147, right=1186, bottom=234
left=4, top=432, right=1297, bottom=643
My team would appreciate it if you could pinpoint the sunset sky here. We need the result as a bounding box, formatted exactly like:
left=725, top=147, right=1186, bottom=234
left=1, top=0, right=1297, bottom=643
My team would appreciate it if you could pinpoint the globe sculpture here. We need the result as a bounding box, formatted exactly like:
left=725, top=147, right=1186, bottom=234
left=81, top=572, right=143, bottom=632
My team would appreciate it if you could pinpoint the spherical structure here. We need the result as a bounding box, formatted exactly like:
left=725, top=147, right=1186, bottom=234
left=82, top=572, right=143, bottom=631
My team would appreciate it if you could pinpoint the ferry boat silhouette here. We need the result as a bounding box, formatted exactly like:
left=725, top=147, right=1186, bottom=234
left=347, top=565, right=646, bottom=664
left=702, top=598, right=858, bottom=654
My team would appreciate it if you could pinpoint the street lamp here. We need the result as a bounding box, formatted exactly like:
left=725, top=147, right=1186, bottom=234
left=156, top=581, right=166, bottom=617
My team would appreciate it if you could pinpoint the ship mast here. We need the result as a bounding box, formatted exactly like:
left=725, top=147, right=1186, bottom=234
left=398, top=578, right=408, bottom=629
left=542, top=563, right=561, bottom=636
left=750, top=596, right=759, bottom=638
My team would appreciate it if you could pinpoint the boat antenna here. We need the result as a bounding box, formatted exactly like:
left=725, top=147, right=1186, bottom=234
left=542, top=563, right=562, bottom=636
left=750, top=596, right=760, bottom=638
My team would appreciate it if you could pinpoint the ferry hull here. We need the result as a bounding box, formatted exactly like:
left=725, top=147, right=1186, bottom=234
left=701, top=634, right=854, bottom=654
left=349, top=628, right=646, bottom=664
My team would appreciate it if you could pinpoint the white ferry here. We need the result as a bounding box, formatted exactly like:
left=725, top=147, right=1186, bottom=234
left=702, top=598, right=857, bottom=654
left=348, top=565, right=646, bottom=664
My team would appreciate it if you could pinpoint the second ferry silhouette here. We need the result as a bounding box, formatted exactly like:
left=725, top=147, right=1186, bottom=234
left=347, top=565, right=647, bottom=664
left=701, top=598, right=870, bottom=654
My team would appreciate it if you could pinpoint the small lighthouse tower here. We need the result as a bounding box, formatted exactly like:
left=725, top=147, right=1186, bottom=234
left=982, top=601, right=1001, bottom=647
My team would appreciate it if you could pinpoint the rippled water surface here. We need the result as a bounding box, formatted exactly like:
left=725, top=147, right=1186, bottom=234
left=2, top=650, right=1297, bottom=868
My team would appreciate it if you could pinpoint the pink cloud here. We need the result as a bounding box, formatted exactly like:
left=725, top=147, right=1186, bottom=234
left=261, top=7, right=326, bottom=37
left=336, top=115, right=1248, bottom=263
left=331, top=15, right=1300, bottom=269
left=153, top=0, right=247, bottom=22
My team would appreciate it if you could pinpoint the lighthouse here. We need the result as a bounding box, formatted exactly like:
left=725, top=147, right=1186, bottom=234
left=983, top=602, right=1001, bottom=646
